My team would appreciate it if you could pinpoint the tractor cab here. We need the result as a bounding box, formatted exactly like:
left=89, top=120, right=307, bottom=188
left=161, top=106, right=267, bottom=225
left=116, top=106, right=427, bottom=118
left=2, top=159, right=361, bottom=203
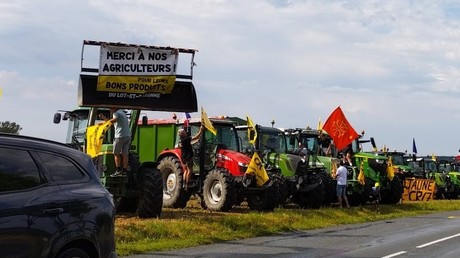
left=54, top=108, right=112, bottom=151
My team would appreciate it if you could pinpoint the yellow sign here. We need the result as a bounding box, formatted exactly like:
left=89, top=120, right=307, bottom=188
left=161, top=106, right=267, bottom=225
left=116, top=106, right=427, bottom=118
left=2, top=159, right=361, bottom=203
left=402, top=178, right=436, bottom=202
left=86, top=121, right=112, bottom=158
left=246, top=152, right=269, bottom=186
left=97, top=75, right=176, bottom=94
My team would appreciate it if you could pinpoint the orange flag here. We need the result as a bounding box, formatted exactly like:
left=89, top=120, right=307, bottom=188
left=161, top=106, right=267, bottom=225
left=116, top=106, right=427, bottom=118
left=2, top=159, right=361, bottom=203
left=322, top=106, right=359, bottom=151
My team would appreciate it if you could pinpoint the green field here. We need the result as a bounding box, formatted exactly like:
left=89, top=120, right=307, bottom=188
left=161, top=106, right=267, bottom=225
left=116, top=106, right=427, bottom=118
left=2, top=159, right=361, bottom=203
left=115, top=199, right=460, bottom=256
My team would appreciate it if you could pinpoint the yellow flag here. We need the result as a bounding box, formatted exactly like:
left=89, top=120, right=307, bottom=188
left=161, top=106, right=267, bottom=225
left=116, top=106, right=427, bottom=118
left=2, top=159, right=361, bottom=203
left=358, top=160, right=365, bottom=185
left=0, top=87, right=2, bottom=98
left=246, top=115, right=257, bottom=145
left=431, top=153, right=436, bottom=161
left=317, top=117, right=322, bottom=131
left=86, top=121, right=112, bottom=158
left=387, top=156, right=395, bottom=181
left=331, top=160, right=337, bottom=179
left=246, top=152, right=269, bottom=186
left=201, top=107, right=217, bottom=135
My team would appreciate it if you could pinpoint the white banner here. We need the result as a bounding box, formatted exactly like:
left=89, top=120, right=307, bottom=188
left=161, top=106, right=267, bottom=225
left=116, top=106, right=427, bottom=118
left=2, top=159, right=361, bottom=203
left=99, top=45, right=178, bottom=76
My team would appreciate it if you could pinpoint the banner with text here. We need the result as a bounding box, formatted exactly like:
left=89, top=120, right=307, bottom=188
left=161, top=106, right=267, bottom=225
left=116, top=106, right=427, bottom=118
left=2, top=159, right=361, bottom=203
left=97, top=45, right=178, bottom=94
left=402, top=178, right=436, bottom=202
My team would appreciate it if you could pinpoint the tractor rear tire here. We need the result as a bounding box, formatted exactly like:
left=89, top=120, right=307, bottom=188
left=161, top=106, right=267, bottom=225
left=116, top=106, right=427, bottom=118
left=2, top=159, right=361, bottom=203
left=158, top=156, right=190, bottom=208
left=319, top=171, right=336, bottom=206
left=294, top=174, right=325, bottom=209
left=203, top=169, right=234, bottom=211
left=137, top=167, right=163, bottom=218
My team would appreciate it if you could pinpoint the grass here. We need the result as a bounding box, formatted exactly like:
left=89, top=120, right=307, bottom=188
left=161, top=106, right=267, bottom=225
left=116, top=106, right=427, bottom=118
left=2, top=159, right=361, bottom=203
left=115, top=199, right=460, bottom=256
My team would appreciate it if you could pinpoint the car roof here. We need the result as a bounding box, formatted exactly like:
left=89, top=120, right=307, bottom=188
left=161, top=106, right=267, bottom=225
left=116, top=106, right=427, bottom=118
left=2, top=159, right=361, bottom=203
left=0, top=133, right=89, bottom=160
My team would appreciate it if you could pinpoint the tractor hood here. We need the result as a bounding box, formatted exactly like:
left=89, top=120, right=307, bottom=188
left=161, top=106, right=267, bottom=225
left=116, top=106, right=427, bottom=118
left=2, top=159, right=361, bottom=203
left=354, top=152, right=388, bottom=160
left=216, top=149, right=252, bottom=176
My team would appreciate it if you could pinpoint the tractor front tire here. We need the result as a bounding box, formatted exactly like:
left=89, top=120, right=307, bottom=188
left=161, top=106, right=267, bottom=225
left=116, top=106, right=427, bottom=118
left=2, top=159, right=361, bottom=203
left=247, top=182, right=278, bottom=212
left=158, top=156, right=190, bottom=208
left=382, top=176, right=403, bottom=204
left=203, top=169, right=234, bottom=212
left=137, top=167, right=163, bottom=218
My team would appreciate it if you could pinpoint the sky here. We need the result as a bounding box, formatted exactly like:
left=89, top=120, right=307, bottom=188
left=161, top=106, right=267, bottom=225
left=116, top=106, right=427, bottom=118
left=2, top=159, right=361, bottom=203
left=1, top=0, right=460, bottom=156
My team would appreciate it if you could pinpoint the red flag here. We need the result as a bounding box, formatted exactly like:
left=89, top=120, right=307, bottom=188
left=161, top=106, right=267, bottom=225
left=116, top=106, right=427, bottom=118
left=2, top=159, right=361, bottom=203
left=322, top=106, right=359, bottom=151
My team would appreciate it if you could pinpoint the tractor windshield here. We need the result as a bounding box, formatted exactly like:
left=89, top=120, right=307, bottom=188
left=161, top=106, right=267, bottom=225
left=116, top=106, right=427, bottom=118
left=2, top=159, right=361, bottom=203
left=299, top=134, right=320, bottom=155
left=259, top=131, right=286, bottom=154
left=64, top=108, right=111, bottom=150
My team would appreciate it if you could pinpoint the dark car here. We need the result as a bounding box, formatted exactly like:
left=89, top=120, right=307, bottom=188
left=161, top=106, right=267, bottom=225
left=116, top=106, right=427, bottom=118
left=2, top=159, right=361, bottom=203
left=0, top=133, right=117, bottom=258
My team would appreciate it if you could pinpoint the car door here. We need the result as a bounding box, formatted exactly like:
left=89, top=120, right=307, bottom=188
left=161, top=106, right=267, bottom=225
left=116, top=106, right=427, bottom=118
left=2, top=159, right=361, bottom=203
left=0, top=146, right=66, bottom=257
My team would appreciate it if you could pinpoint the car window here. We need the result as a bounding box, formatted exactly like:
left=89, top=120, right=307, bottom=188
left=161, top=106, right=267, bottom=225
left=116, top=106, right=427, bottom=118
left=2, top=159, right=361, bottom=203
left=0, top=147, right=42, bottom=192
left=38, top=152, right=87, bottom=182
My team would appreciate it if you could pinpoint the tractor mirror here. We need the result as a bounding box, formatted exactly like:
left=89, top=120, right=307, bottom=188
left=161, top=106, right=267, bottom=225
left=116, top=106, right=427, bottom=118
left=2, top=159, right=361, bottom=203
left=370, top=137, right=376, bottom=149
left=63, top=112, right=70, bottom=121
left=53, top=113, right=62, bottom=124
left=142, top=115, right=148, bottom=126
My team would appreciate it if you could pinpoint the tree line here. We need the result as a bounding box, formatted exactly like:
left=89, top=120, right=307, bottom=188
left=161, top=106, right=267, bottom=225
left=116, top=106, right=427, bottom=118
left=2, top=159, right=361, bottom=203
left=0, top=121, right=22, bottom=134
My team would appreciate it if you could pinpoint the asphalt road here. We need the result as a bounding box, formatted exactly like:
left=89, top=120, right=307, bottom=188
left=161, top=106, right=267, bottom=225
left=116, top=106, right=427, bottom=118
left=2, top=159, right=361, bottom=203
left=122, top=210, right=460, bottom=258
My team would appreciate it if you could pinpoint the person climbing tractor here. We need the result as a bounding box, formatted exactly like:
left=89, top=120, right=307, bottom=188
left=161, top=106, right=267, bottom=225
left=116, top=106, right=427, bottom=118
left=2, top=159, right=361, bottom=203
left=178, top=124, right=204, bottom=189
left=99, top=108, right=131, bottom=177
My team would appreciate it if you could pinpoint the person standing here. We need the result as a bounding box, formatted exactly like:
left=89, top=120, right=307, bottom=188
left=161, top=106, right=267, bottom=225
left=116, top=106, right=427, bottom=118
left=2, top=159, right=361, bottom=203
left=100, top=108, right=131, bottom=177
left=336, top=160, right=350, bottom=208
left=318, top=133, right=332, bottom=156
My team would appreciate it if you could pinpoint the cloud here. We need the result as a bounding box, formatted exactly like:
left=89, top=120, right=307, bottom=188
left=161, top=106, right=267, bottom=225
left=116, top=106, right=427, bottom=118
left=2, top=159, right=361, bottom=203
left=1, top=0, right=460, bottom=155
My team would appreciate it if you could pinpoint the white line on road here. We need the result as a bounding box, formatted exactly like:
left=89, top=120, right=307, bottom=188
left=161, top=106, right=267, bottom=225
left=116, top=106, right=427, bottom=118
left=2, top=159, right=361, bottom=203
left=416, top=232, right=460, bottom=248
left=382, top=251, right=407, bottom=258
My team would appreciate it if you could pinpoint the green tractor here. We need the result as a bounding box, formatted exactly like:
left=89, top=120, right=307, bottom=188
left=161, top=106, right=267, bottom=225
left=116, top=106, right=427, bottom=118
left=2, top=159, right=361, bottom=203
left=283, top=128, right=337, bottom=206
left=236, top=125, right=327, bottom=209
left=381, top=151, right=415, bottom=178
left=287, top=130, right=403, bottom=206
left=53, top=40, right=199, bottom=218
left=427, top=157, right=460, bottom=199
left=344, top=136, right=403, bottom=205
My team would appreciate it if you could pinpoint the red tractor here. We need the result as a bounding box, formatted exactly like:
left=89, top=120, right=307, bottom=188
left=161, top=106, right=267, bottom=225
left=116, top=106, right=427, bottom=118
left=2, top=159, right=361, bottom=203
left=155, top=117, right=280, bottom=211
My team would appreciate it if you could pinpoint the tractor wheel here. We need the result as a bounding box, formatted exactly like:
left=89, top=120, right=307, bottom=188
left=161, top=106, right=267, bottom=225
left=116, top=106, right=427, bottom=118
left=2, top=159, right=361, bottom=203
left=268, top=172, right=289, bottom=207
left=203, top=169, right=234, bottom=212
left=158, top=156, right=191, bottom=208
left=137, top=167, right=163, bottom=218
left=294, top=174, right=325, bottom=209
left=448, top=185, right=459, bottom=199
left=381, top=176, right=403, bottom=204
left=348, top=178, right=374, bottom=206
left=435, top=186, right=445, bottom=200
left=247, top=182, right=278, bottom=212
left=319, top=171, right=336, bottom=206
